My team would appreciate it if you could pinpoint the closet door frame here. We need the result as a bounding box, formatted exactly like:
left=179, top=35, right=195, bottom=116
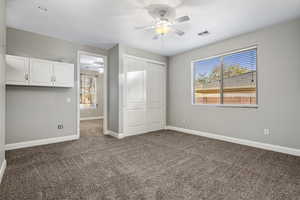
left=123, top=54, right=166, bottom=136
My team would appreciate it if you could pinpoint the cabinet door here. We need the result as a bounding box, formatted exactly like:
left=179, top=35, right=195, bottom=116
left=6, top=55, right=29, bottom=85
left=53, top=62, right=74, bottom=87
left=146, top=62, right=165, bottom=132
left=29, top=58, right=53, bottom=86
left=124, top=57, right=147, bottom=135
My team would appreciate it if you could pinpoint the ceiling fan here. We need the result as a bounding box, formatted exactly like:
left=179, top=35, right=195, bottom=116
left=135, top=4, right=190, bottom=39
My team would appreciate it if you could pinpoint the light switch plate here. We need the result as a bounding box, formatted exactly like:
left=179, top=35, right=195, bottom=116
left=264, top=128, right=270, bottom=136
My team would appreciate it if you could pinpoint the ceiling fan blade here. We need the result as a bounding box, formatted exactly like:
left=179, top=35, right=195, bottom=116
left=153, top=35, right=160, bottom=40
left=174, top=16, right=190, bottom=24
left=174, top=29, right=185, bottom=36
left=135, top=25, right=155, bottom=30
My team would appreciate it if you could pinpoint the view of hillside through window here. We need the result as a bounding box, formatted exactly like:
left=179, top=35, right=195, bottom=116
left=193, top=48, right=257, bottom=105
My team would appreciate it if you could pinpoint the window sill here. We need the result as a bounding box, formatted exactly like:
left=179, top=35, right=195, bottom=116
left=192, top=104, right=259, bottom=108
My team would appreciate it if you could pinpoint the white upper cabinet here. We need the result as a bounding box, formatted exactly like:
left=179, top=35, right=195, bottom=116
left=6, top=55, right=74, bottom=88
left=6, top=55, right=29, bottom=85
left=29, top=58, right=53, bottom=86
left=53, top=62, right=74, bottom=87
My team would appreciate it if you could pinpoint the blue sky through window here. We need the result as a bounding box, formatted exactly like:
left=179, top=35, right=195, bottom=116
left=194, top=49, right=257, bottom=77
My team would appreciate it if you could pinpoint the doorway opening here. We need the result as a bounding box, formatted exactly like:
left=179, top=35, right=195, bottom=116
left=77, top=51, right=107, bottom=138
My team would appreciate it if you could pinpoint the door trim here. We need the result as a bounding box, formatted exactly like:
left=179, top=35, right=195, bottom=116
left=77, top=51, right=108, bottom=138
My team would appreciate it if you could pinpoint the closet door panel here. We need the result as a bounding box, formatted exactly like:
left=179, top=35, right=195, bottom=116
left=147, top=108, right=163, bottom=132
left=126, top=109, right=147, bottom=134
left=124, top=57, right=147, bottom=135
left=127, top=70, right=146, bottom=105
left=146, top=62, right=165, bottom=131
left=148, top=65, right=163, bottom=106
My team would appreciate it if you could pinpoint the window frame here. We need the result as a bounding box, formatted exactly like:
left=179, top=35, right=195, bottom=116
left=191, top=46, right=258, bottom=108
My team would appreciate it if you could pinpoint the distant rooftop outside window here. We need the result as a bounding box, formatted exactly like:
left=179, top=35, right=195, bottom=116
left=192, top=47, right=257, bottom=106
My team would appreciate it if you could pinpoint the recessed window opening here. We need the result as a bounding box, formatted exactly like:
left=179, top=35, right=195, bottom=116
left=192, top=47, right=257, bottom=106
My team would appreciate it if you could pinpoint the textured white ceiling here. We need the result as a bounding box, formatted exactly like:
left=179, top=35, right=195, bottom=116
left=6, top=0, right=300, bottom=56
left=80, top=54, right=104, bottom=72
left=80, top=55, right=104, bottom=65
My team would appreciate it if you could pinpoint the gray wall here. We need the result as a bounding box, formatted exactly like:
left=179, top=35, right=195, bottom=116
left=168, top=18, right=300, bottom=149
left=0, top=0, right=6, bottom=169
left=80, top=70, right=104, bottom=118
left=6, top=27, right=108, bottom=144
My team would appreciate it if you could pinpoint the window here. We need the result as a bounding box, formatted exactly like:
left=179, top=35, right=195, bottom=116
left=80, top=74, right=97, bottom=109
left=192, top=47, right=257, bottom=106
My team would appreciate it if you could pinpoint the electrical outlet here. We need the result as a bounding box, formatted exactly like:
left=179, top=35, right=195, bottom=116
left=264, top=128, right=270, bottom=136
left=58, top=121, right=64, bottom=129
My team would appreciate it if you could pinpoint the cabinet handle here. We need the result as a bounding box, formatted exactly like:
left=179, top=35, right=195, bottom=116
left=24, top=73, right=29, bottom=80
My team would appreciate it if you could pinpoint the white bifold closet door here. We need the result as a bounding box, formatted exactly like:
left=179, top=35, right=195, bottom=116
left=124, top=56, right=165, bottom=136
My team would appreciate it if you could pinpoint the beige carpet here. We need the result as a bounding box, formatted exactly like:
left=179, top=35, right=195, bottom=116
left=0, top=128, right=300, bottom=200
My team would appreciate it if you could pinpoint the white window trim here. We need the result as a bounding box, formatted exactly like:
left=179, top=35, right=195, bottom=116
left=191, top=45, right=258, bottom=108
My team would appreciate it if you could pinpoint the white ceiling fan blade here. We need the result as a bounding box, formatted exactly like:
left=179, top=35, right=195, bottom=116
left=135, top=25, right=155, bottom=30
left=174, top=16, right=190, bottom=24
left=153, top=35, right=160, bottom=40
left=174, top=29, right=185, bottom=36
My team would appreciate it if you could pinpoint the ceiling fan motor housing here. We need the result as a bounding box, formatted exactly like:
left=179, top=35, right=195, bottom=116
left=140, top=0, right=183, bottom=7
left=147, top=4, right=176, bottom=21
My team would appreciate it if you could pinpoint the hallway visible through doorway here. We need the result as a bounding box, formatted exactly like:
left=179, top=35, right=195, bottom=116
left=80, top=119, right=103, bottom=137
left=78, top=51, right=107, bottom=138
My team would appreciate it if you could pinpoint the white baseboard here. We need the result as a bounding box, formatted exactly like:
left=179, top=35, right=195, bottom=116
left=5, top=135, right=79, bottom=151
left=106, top=130, right=151, bottom=139
left=106, top=130, right=125, bottom=139
left=165, top=126, right=300, bottom=157
left=0, top=159, right=7, bottom=184
left=121, top=131, right=147, bottom=138
left=80, top=116, right=103, bottom=121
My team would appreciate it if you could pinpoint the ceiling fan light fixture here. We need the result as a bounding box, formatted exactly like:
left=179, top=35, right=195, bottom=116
left=136, top=4, right=191, bottom=38
left=155, top=25, right=171, bottom=35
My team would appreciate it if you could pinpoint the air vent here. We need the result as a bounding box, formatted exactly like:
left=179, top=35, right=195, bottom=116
left=198, top=30, right=210, bottom=36
left=38, top=6, right=48, bottom=12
